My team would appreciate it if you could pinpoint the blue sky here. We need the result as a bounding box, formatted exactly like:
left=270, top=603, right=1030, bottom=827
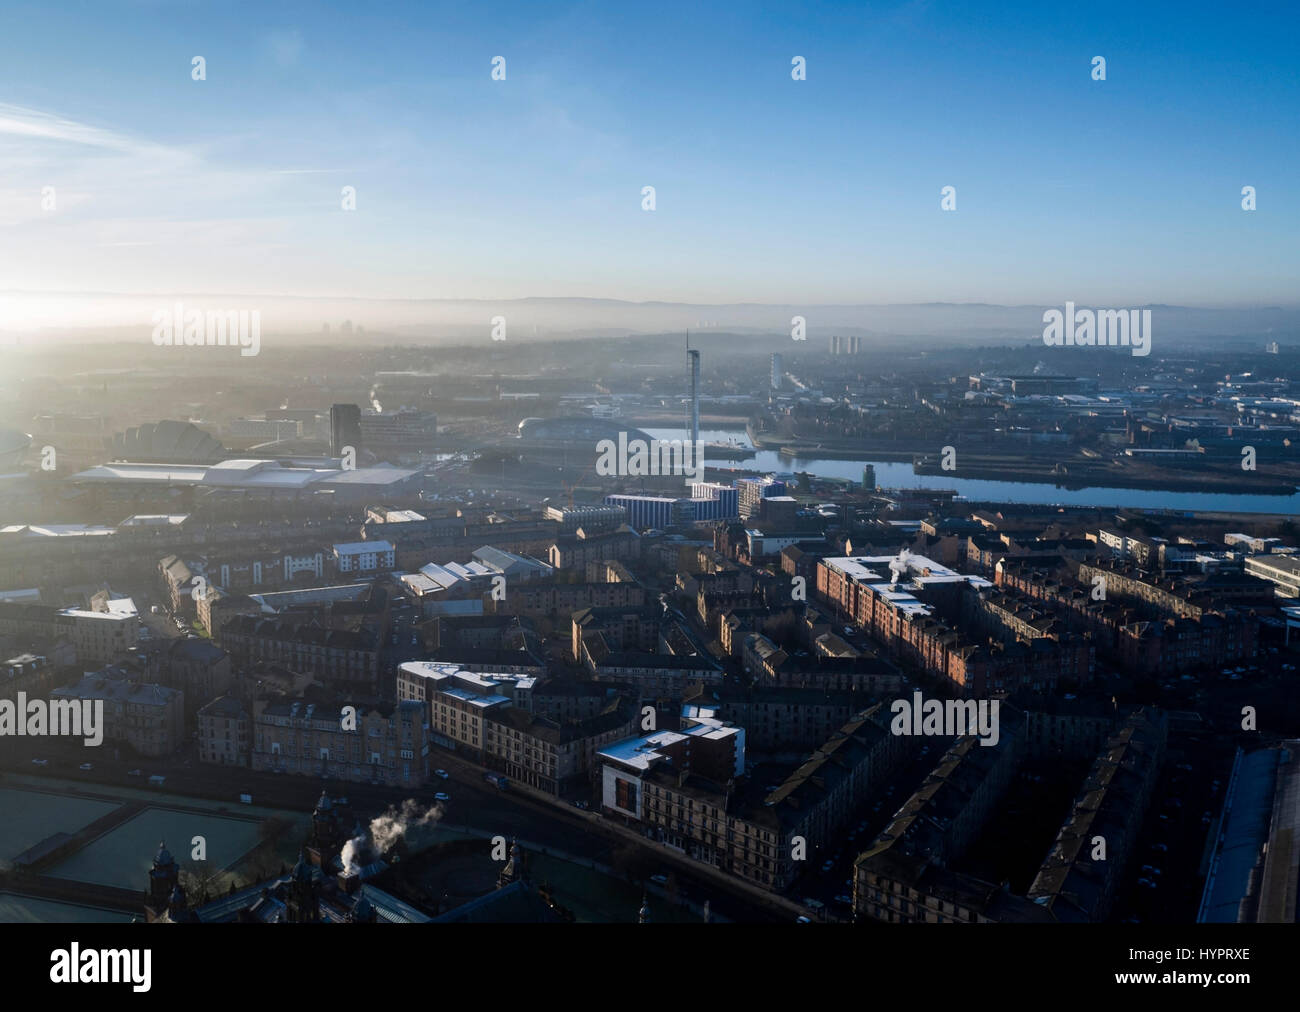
left=0, top=0, right=1295, bottom=315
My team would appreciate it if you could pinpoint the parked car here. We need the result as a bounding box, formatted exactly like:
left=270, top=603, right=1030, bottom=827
left=650, top=874, right=669, bottom=886
left=79, top=762, right=93, bottom=771
left=434, top=792, right=451, bottom=802
left=434, top=769, right=449, bottom=779
left=128, top=768, right=143, bottom=776
left=31, top=758, right=48, bottom=767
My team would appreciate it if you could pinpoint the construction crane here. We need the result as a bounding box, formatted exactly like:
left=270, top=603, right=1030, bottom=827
left=561, top=463, right=596, bottom=509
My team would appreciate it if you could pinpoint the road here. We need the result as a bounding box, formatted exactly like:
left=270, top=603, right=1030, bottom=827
left=6, top=740, right=789, bottom=923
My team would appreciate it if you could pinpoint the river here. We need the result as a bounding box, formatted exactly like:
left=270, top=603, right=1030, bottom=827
left=640, top=428, right=1300, bottom=515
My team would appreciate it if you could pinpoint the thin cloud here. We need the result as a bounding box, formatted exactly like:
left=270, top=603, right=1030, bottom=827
left=0, top=102, right=185, bottom=164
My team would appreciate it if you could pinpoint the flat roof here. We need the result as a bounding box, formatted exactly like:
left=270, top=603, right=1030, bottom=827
left=599, top=730, right=689, bottom=771
left=334, top=540, right=395, bottom=553
left=70, top=458, right=420, bottom=489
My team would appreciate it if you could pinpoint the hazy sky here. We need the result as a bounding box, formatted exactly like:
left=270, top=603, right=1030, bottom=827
left=0, top=0, right=1296, bottom=320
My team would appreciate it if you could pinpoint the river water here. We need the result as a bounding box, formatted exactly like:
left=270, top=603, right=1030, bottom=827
left=640, top=428, right=1300, bottom=515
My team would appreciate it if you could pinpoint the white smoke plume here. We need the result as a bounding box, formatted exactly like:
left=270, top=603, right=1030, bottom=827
left=340, top=798, right=444, bottom=875
left=888, top=547, right=912, bottom=587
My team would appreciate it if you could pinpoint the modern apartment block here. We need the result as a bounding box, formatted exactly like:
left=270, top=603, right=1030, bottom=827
left=333, top=540, right=396, bottom=574
left=1243, top=553, right=1300, bottom=598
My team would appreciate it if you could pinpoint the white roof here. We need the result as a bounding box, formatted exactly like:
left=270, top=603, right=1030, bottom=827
left=599, top=730, right=689, bottom=771
left=334, top=540, right=394, bottom=554
left=71, top=458, right=419, bottom=490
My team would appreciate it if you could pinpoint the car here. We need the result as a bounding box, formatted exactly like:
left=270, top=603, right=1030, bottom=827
left=128, top=768, right=143, bottom=776
left=834, top=894, right=852, bottom=905
left=804, top=899, right=824, bottom=910
left=79, top=762, right=93, bottom=771
left=821, top=860, right=834, bottom=872
left=650, top=874, right=669, bottom=886
left=1151, top=843, right=1169, bottom=853
left=1230, top=673, right=1242, bottom=680
left=434, top=769, right=449, bottom=779
left=795, top=916, right=812, bottom=923
left=1138, top=878, right=1156, bottom=889
left=434, top=792, right=450, bottom=802
left=31, top=758, right=48, bottom=767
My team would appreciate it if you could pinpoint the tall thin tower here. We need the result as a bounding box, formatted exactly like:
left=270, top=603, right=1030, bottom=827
left=687, top=337, right=701, bottom=451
